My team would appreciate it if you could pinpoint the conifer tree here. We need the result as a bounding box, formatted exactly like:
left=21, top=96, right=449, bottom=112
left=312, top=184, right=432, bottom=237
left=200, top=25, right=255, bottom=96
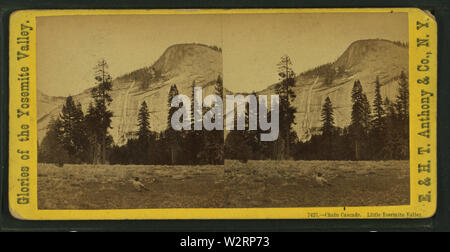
left=59, top=96, right=88, bottom=163
left=247, top=91, right=261, bottom=157
left=396, top=71, right=409, bottom=122
left=38, top=118, right=69, bottom=165
left=136, top=101, right=151, bottom=164
left=137, top=101, right=151, bottom=141
left=167, top=84, right=180, bottom=164
left=211, top=75, right=224, bottom=164
left=275, top=55, right=297, bottom=159
left=86, top=59, right=113, bottom=164
left=384, top=97, right=396, bottom=118
left=395, top=71, right=410, bottom=158
left=372, top=76, right=385, bottom=134
left=362, top=93, right=372, bottom=131
left=167, top=85, right=180, bottom=128
left=350, top=80, right=371, bottom=160
left=188, top=80, right=204, bottom=164
left=320, top=96, right=335, bottom=159
left=321, top=96, right=335, bottom=137
left=381, top=97, right=397, bottom=159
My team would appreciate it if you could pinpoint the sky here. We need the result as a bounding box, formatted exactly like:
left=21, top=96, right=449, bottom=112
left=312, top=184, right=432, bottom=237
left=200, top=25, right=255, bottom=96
left=37, top=12, right=408, bottom=96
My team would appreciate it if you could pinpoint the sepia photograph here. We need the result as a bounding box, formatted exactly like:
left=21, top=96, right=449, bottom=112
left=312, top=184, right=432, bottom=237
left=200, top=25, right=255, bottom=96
left=36, top=12, right=410, bottom=210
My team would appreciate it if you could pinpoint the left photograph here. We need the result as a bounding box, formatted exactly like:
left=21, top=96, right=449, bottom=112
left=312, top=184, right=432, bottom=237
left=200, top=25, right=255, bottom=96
left=36, top=15, right=226, bottom=209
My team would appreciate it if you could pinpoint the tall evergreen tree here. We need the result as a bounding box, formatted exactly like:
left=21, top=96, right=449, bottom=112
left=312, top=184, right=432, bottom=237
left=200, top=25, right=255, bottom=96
left=362, top=93, right=372, bottom=130
left=167, top=85, right=180, bottom=129
left=350, top=80, right=371, bottom=160
left=372, top=76, right=385, bottom=134
left=396, top=71, right=409, bottom=122
left=321, top=96, right=335, bottom=137
left=246, top=91, right=262, bottom=158
left=136, top=101, right=151, bottom=164
left=86, top=59, right=113, bottom=164
left=38, top=118, right=69, bottom=166
left=381, top=97, right=397, bottom=159
left=275, top=55, right=297, bottom=160
left=187, top=80, right=205, bottom=164
left=137, top=101, right=151, bottom=141
left=167, top=84, right=180, bottom=164
left=215, top=75, right=223, bottom=99
left=395, top=71, right=410, bottom=158
left=320, top=96, right=335, bottom=160
left=59, top=96, right=88, bottom=163
left=384, top=97, right=396, bottom=118
left=211, top=75, right=225, bottom=164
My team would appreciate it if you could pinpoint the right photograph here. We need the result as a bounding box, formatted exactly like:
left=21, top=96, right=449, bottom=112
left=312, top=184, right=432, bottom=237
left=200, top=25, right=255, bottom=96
left=221, top=12, right=410, bottom=208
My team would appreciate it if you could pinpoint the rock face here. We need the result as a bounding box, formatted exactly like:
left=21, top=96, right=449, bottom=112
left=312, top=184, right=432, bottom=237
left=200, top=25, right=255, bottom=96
left=37, top=39, right=408, bottom=144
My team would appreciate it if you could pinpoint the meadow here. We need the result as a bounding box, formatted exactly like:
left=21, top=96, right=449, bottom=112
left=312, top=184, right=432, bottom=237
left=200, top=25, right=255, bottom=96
left=37, top=160, right=410, bottom=209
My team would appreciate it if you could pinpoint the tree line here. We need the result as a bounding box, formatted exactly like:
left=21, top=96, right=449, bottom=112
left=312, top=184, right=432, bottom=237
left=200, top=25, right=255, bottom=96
left=39, top=56, right=409, bottom=166
left=294, top=71, right=409, bottom=160
left=38, top=59, right=224, bottom=165
left=225, top=61, right=409, bottom=161
left=109, top=76, right=225, bottom=165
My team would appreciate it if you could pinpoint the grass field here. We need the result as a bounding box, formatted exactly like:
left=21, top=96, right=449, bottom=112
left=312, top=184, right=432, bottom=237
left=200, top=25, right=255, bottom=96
left=37, top=160, right=410, bottom=209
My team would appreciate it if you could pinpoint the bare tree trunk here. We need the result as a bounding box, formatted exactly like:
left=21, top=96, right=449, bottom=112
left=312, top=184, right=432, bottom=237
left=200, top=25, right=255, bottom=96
left=275, top=138, right=284, bottom=160
left=101, top=134, right=106, bottom=164
left=355, top=140, right=360, bottom=161
left=92, top=144, right=99, bottom=165
left=91, top=136, right=99, bottom=165
left=170, top=146, right=175, bottom=164
left=327, top=137, right=332, bottom=160
left=285, top=132, right=290, bottom=160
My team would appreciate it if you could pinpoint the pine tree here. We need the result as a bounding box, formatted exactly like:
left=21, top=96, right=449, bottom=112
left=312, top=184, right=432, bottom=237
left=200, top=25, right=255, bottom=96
left=85, top=103, right=99, bottom=163
left=384, top=97, right=396, bottom=118
left=350, top=80, right=371, bottom=160
left=396, top=71, right=409, bottom=122
left=188, top=80, right=204, bottom=164
left=224, top=130, right=252, bottom=162
left=38, top=117, right=69, bottom=166
left=275, top=55, right=297, bottom=160
left=372, top=76, right=385, bottom=134
left=395, top=71, right=410, bottom=159
left=59, top=96, right=77, bottom=153
left=86, top=59, right=114, bottom=164
left=167, top=84, right=180, bottom=164
left=246, top=91, right=262, bottom=158
left=194, top=76, right=223, bottom=164
left=137, top=101, right=151, bottom=141
left=320, top=96, right=335, bottom=160
left=381, top=97, right=397, bottom=159
left=362, top=93, right=372, bottom=131
left=167, top=85, right=180, bottom=129
left=190, top=80, right=202, bottom=129
left=321, top=96, right=335, bottom=137
left=136, top=101, right=151, bottom=164
left=211, top=75, right=224, bottom=164
left=59, top=96, right=88, bottom=163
